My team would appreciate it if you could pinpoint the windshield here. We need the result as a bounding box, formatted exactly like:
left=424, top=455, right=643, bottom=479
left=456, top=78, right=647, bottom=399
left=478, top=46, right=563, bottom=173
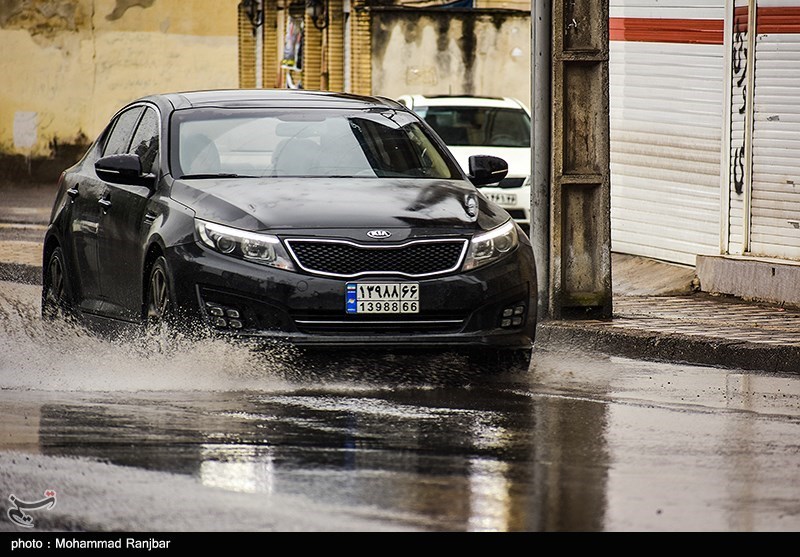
left=169, top=108, right=462, bottom=179
left=415, top=106, right=531, bottom=148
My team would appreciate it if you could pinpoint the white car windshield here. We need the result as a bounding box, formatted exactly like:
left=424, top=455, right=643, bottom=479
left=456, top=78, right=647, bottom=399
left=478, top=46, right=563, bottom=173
left=415, top=106, right=531, bottom=148
left=170, top=107, right=462, bottom=180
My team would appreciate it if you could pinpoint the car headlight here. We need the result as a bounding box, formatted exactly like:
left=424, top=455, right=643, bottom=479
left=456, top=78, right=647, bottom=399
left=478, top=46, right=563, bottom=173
left=194, top=219, right=296, bottom=271
left=462, top=219, right=519, bottom=271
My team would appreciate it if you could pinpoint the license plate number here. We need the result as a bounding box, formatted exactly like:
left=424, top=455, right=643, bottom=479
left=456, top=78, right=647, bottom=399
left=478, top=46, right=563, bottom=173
left=346, top=282, right=419, bottom=314
left=486, top=192, right=517, bottom=206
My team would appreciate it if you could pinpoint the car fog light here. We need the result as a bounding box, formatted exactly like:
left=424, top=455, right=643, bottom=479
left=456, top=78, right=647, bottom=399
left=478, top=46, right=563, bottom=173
left=203, top=301, right=246, bottom=329
left=500, top=302, right=527, bottom=328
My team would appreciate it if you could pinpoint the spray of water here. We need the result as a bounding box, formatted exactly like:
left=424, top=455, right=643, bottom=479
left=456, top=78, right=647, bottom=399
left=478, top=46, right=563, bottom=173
left=0, top=283, right=481, bottom=392
left=0, top=283, right=300, bottom=391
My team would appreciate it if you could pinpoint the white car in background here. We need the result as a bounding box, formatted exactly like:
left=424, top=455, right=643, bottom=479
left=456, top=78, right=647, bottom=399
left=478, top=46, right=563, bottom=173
left=397, top=94, right=532, bottom=227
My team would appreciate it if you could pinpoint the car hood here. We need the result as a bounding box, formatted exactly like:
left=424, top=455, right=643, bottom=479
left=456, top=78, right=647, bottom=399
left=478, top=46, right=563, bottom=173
left=170, top=177, right=509, bottom=231
left=446, top=146, right=530, bottom=178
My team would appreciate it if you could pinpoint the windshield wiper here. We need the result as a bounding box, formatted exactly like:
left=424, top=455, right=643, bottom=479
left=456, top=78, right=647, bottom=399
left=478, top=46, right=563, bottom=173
left=179, top=173, right=257, bottom=179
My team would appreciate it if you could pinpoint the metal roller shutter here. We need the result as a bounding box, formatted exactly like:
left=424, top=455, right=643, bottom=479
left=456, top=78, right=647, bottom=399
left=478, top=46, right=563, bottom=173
left=749, top=11, right=800, bottom=260
left=610, top=44, right=723, bottom=265
left=610, top=1, right=725, bottom=266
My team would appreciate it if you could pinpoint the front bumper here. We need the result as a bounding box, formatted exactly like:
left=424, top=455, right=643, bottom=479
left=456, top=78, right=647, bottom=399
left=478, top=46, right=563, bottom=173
left=164, top=241, right=537, bottom=349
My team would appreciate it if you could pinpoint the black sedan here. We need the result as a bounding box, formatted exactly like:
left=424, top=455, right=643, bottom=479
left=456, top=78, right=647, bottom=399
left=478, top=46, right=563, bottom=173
left=42, top=90, right=537, bottom=370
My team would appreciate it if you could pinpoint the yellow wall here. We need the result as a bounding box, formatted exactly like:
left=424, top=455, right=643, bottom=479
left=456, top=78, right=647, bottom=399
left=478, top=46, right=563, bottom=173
left=394, top=0, right=531, bottom=8
left=475, top=0, right=531, bottom=10
left=0, top=0, right=239, bottom=157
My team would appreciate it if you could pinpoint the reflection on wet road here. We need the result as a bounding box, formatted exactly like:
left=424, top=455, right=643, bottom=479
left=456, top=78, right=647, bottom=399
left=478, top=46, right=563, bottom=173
left=2, top=281, right=800, bottom=531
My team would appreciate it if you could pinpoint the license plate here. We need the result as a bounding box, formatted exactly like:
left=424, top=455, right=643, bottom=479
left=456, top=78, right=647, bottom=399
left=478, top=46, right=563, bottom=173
left=486, top=192, right=517, bottom=206
left=345, top=282, right=419, bottom=314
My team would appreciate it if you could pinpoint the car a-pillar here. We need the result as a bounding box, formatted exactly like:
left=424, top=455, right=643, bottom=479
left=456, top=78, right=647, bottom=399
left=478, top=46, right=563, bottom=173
left=536, top=0, right=612, bottom=320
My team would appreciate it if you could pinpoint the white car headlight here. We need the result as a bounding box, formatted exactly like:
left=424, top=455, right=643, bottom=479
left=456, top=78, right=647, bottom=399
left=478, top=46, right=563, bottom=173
left=195, top=219, right=296, bottom=271
left=462, top=219, right=519, bottom=271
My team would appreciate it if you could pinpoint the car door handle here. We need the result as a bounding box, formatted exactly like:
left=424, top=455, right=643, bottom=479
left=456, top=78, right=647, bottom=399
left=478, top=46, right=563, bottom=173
left=67, top=186, right=79, bottom=199
left=98, top=198, right=112, bottom=209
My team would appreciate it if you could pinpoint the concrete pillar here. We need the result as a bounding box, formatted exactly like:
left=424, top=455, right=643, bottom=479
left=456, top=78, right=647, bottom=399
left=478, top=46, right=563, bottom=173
left=550, top=0, right=611, bottom=319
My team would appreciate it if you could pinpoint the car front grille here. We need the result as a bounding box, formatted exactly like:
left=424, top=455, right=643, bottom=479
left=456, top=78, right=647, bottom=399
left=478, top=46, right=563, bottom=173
left=285, top=238, right=468, bottom=278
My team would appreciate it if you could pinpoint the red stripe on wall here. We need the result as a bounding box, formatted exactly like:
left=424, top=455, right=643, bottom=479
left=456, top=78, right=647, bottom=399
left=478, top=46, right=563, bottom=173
left=733, top=6, right=749, bottom=33
left=758, top=7, right=800, bottom=34
left=609, top=18, right=724, bottom=45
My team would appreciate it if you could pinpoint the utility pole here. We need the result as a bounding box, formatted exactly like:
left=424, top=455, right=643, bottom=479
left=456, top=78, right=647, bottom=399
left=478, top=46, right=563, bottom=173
left=531, top=0, right=551, bottom=320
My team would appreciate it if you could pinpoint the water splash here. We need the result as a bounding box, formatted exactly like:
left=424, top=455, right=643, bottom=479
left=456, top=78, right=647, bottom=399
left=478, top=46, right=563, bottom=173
left=0, top=283, right=296, bottom=392
left=0, top=282, right=482, bottom=392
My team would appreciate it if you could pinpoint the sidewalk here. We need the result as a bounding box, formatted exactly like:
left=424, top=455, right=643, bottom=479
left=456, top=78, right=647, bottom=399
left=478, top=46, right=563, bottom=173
left=1, top=180, right=798, bottom=374
left=538, top=256, right=800, bottom=374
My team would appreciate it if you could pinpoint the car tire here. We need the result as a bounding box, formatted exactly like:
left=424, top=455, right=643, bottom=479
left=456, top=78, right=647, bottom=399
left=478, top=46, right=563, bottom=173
left=41, top=246, right=72, bottom=321
left=145, top=256, right=174, bottom=331
left=468, top=347, right=532, bottom=374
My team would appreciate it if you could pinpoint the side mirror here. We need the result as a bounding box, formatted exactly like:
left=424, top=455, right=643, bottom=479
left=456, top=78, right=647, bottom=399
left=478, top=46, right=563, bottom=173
left=95, top=154, right=155, bottom=187
left=468, top=155, right=508, bottom=187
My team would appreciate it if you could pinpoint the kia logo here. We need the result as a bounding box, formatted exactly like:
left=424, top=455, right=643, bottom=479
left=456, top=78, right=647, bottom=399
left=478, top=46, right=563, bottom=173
left=367, top=229, right=392, bottom=239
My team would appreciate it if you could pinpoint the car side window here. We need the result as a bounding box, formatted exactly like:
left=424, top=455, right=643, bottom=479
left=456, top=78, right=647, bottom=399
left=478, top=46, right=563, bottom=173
left=128, top=107, right=159, bottom=174
left=103, top=107, right=144, bottom=157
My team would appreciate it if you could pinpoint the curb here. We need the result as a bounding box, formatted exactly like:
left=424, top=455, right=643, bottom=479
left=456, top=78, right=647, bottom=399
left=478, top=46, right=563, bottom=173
left=536, top=321, right=800, bottom=374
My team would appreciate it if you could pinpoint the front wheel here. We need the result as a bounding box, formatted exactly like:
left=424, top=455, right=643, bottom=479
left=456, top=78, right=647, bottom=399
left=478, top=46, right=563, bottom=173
left=41, top=246, right=72, bottom=321
left=145, top=256, right=174, bottom=331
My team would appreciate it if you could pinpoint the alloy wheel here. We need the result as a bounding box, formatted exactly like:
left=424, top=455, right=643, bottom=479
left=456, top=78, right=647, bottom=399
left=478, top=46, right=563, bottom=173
left=42, top=248, right=68, bottom=320
left=147, top=262, right=170, bottom=323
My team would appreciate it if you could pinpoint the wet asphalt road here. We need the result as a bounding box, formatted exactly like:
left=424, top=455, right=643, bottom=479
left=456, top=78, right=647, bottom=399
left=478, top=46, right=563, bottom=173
left=1, top=281, right=800, bottom=532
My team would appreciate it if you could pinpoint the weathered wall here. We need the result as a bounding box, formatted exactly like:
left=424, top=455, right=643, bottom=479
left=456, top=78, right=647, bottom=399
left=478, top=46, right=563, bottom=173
left=370, top=9, right=530, bottom=106
left=0, top=0, right=239, bottom=158
left=476, top=0, right=530, bottom=10
left=394, top=0, right=532, bottom=11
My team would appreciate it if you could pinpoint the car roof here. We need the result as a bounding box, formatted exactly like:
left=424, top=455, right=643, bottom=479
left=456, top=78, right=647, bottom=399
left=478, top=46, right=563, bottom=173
left=397, top=94, right=528, bottom=111
left=133, top=89, right=405, bottom=111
